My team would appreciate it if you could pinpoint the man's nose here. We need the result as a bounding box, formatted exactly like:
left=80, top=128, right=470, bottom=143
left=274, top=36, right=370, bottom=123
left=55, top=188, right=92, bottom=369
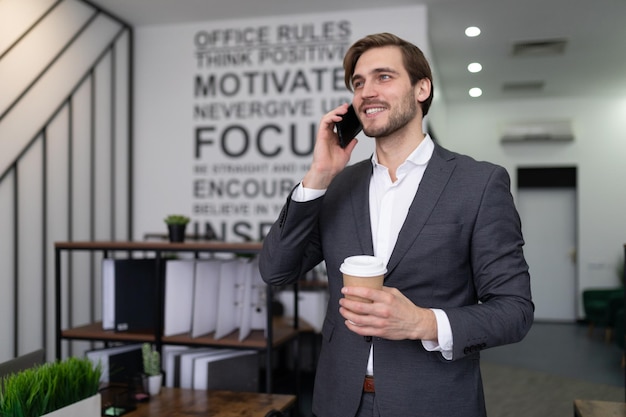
left=360, top=81, right=378, bottom=99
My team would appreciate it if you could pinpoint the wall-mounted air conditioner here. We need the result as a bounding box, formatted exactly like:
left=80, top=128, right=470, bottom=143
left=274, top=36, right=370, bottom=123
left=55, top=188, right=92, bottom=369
left=500, top=120, right=574, bottom=143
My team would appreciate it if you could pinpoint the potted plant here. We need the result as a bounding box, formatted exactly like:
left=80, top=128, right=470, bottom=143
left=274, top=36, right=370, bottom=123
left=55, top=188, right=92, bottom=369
left=0, top=357, right=102, bottom=417
left=141, top=343, right=162, bottom=396
left=164, top=214, right=190, bottom=243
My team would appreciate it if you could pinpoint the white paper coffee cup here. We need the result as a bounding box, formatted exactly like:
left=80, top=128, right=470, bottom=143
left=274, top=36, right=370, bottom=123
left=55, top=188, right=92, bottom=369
left=340, top=255, right=386, bottom=302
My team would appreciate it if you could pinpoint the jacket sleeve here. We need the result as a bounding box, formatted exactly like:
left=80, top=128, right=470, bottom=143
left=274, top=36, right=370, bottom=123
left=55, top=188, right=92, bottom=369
left=445, top=165, right=534, bottom=360
left=258, top=193, right=326, bottom=287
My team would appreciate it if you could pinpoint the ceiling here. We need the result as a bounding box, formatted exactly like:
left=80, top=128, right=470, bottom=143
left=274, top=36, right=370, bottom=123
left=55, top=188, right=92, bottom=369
left=87, top=0, right=626, bottom=104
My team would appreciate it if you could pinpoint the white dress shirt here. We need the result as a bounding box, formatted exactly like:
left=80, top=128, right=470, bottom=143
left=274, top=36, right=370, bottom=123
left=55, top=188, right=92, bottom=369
left=293, top=135, right=453, bottom=376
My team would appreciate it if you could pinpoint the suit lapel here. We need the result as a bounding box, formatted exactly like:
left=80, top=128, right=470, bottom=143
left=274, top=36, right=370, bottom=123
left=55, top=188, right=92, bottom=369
left=386, top=146, right=456, bottom=276
left=348, top=160, right=375, bottom=256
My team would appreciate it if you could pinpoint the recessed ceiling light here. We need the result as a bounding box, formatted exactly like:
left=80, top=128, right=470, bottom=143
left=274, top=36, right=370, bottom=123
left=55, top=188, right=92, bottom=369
left=469, top=87, right=483, bottom=98
left=465, top=26, right=481, bottom=37
left=467, top=62, right=482, bottom=73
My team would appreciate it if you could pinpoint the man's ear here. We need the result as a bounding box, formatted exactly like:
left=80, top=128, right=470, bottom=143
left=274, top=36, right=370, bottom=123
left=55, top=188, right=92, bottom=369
left=415, top=78, right=432, bottom=103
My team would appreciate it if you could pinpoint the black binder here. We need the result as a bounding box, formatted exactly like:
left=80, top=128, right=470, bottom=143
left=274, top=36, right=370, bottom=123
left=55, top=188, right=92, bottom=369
left=86, top=344, right=143, bottom=383
left=103, top=258, right=159, bottom=332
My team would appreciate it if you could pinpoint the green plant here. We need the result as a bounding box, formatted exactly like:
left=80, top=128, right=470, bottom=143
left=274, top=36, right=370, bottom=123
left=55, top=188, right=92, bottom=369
left=163, top=214, right=190, bottom=225
left=0, top=356, right=101, bottom=417
left=142, top=343, right=161, bottom=376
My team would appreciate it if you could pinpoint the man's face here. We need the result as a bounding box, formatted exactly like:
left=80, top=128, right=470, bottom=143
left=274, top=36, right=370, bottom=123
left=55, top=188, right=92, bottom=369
left=351, top=46, right=421, bottom=139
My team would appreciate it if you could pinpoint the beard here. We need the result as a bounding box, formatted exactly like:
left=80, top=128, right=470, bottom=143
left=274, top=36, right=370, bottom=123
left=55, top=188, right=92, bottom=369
left=362, top=90, right=418, bottom=138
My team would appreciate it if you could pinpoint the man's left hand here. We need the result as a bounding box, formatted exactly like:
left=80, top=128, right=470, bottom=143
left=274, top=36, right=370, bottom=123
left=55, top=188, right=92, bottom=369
left=339, top=286, right=438, bottom=341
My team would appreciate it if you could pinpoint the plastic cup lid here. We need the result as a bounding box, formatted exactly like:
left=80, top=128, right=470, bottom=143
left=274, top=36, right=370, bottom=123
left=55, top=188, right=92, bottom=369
left=340, top=255, right=387, bottom=277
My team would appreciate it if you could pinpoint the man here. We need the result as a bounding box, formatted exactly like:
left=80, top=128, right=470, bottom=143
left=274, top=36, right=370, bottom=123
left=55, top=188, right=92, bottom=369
left=259, top=32, right=533, bottom=417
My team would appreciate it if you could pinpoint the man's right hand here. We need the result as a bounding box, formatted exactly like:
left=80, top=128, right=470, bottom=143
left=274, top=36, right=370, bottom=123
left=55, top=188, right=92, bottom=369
left=302, top=103, right=359, bottom=190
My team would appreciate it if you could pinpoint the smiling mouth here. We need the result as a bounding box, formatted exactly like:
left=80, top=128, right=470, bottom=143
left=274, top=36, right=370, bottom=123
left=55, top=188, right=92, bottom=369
left=365, top=107, right=385, bottom=116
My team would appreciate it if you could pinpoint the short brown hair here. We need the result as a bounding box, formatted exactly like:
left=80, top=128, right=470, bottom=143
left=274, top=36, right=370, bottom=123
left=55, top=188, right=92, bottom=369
left=343, top=32, right=434, bottom=116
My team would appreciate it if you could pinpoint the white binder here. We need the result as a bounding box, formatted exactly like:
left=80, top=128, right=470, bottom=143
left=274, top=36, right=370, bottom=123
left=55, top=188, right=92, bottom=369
left=163, top=259, right=196, bottom=336
left=191, top=259, right=222, bottom=338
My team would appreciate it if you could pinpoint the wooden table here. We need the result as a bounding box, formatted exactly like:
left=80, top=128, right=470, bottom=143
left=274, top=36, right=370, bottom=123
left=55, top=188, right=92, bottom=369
left=574, top=399, right=626, bottom=417
left=124, top=388, right=296, bottom=417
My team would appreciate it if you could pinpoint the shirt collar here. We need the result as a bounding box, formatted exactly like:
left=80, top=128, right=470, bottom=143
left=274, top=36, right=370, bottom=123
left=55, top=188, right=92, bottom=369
left=371, top=134, right=435, bottom=168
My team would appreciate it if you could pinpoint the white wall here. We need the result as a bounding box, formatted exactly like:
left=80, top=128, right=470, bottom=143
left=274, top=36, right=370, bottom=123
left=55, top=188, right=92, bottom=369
left=442, top=96, right=626, bottom=315
left=133, top=6, right=430, bottom=242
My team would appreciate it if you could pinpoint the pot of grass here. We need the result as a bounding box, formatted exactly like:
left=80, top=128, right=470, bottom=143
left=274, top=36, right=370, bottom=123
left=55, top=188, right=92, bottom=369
left=0, top=356, right=102, bottom=417
left=164, top=214, right=190, bottom=243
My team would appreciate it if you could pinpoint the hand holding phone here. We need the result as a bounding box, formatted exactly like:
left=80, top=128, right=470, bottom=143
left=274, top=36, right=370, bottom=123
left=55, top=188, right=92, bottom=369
left=335, top=104, right=362, bottom=148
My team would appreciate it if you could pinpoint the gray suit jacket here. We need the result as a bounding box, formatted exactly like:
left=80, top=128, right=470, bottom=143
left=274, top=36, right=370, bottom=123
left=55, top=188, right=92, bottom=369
left=260, top=144, right=534, bottom=417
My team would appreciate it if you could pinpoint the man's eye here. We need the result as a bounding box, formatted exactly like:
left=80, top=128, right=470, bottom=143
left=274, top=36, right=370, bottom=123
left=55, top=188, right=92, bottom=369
left=353, top=80, right=364, bottom=89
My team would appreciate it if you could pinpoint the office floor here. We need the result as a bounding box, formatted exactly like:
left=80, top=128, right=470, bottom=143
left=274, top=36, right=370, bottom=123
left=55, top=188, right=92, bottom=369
left=277, top=322, right=625, bottom=416
left=481, top=321, right=624, bottom=388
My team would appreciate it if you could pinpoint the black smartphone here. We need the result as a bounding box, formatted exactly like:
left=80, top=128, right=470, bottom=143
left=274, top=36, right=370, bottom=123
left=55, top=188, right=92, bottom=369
left=335, top=104, right=362, bottom=148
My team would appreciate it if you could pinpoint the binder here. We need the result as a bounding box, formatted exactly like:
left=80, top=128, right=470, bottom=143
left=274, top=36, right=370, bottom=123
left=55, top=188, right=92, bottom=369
left=163, top=259, right=196, bottom=336
left=213, top=259, right=246, bottom=339
left=190, top=259, right=222, bottom=338
left=162, top=344, right=190, bottom=387
left=102, top=258, right=159, bottom=332
left=239, top=258, right=267, bottom=341
left=102, top=259, right=115, bottom=330
left=178, top=348, right=222, bottom=389
left=191, top=349, right=258, bottom=391
left=248, top=258, right=267, bottom=333
left=86, top=344, right=142, bottom=383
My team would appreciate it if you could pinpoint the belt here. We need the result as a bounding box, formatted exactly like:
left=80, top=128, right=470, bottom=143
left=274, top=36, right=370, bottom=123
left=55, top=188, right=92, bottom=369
left=363, top=375, right=375, bottom=393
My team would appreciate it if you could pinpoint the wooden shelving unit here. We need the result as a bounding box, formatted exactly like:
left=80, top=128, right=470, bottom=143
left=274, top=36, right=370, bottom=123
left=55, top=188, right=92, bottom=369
left=54, top=240, right=300, bottom=393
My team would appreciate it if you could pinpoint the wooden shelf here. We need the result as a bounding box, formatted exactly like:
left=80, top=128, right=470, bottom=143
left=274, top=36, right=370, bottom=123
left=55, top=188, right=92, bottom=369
left=61, top=318, right=307, bottom=349
left=54, top=240, right=263, bottom=254
left=61, top=322, right=155, bottom=343
left=163, top=317, right=306, bottom=349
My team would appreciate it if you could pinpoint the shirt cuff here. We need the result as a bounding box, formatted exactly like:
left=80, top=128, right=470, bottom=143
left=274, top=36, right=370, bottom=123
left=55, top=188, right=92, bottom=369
left=291, top=182, right=326, bottom=202
left=421, top=308, right=453, bottom=361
